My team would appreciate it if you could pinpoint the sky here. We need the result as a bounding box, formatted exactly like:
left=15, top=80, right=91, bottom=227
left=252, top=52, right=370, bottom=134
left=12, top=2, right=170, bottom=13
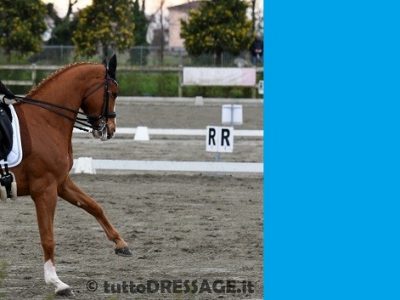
left=43, top=0, right=197, bottom=17
left=42, top=0, right=263, bottom=18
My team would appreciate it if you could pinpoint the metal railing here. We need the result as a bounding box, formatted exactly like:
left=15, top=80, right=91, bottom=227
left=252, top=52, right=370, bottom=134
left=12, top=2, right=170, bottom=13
left=0, top=64, right=263, bottom=97
left=0, top=45, right=262, bottom=68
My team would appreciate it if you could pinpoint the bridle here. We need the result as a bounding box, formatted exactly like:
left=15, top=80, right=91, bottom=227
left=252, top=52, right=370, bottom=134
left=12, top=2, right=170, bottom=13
left=1, top=69, right=118, bottom=134
left=79, top=73, right=118, bottom=134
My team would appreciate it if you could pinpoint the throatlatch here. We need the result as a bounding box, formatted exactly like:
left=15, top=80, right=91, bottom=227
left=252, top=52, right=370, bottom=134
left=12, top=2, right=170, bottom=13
left=0, top=164, right=17, bottom=201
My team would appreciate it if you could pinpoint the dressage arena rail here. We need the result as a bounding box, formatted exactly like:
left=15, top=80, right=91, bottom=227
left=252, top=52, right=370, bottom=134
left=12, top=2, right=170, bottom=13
left=116, top=96, right=263, bottom=104
left=73, top=157, right=263, bottom=174
left=0, top=94, right=263, bottom=105
left=72, top=127, right=263, bottom=138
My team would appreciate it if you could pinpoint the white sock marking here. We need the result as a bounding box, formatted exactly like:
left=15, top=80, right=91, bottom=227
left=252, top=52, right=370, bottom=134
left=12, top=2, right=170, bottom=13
left=44, top=260, right=70, bottom=293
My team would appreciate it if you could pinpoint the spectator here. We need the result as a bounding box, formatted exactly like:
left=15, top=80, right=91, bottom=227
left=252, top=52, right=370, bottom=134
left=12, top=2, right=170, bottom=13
left=250, top=36, right=263, bottom=65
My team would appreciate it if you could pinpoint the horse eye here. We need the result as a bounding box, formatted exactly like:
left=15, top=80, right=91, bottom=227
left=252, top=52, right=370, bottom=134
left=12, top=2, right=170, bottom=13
left=108, top=91, right=117, bottom=99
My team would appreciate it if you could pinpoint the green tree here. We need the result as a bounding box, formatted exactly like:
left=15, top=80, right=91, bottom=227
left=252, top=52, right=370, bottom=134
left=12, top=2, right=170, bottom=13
left=72, top=0, right=135, bottom=57
left=130, top=0, right=149, bottom=65
left=132, top=0, right=148, bottom=46
left=181, top=0, right=253, bottom=65
left=47, top=17, right=78, bottom=45
left=0, top=0, right=47, bottom=59
left=46, top=2, right=78, bottom=45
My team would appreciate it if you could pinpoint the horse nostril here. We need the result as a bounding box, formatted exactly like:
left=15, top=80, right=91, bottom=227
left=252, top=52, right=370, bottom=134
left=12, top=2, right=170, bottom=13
left=107, top=131, right=115, bottom=139
left=106, top=124, right=116, bottom=139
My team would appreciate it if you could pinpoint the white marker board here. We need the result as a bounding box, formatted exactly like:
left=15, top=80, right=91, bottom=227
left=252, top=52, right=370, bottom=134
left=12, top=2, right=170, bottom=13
left=206, top=126, right=234, bottom=153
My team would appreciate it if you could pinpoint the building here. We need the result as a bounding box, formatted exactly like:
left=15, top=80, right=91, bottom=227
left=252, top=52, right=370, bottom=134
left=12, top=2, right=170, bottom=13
left=168, top=1, right=202, bottom=49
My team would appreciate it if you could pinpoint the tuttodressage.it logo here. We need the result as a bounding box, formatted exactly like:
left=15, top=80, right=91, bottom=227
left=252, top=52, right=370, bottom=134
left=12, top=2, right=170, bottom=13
left=86, top=279, right=255, bottom=295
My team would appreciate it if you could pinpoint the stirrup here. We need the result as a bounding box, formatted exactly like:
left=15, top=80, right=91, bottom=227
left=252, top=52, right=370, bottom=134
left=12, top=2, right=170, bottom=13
left=0, top=169, right=17, bottom=201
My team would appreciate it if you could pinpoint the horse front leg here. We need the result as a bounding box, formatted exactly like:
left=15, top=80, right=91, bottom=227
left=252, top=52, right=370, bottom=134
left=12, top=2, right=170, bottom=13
left=58, top=176, right=132, bottom=256
left=31, top=183, right=72, bottom=296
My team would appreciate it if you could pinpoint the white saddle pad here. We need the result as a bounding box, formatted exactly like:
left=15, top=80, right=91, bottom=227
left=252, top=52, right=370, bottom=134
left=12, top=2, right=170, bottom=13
left=0, top=105, right=23, bottom=167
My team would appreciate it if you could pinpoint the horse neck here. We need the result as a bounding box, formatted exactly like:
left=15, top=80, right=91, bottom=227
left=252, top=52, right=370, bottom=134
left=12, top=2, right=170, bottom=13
left=25, top=64, right=104, bottom=135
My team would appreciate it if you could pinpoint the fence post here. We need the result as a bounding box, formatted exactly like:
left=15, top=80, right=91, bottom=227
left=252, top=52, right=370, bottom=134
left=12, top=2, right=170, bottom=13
left=178, top=65, right=183, bottom=97
left=31, top=64, right=37, bottom=85
left=252, top=86, right=257, bottom=98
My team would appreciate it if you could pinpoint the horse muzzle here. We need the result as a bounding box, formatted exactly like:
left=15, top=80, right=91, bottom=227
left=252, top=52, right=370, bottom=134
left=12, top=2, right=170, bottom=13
left=91, top=119, right=114, bottom=141
left=92, top=128, right=107, bottom=141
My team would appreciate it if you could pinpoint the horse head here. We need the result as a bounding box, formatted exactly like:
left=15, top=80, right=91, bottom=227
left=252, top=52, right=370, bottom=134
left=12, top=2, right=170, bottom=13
left=81, top=54, right=118, bottom=141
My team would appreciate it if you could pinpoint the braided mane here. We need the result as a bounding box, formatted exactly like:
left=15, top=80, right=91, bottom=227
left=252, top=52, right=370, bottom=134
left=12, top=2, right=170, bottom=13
left=28, top=62, right=99, bottom=96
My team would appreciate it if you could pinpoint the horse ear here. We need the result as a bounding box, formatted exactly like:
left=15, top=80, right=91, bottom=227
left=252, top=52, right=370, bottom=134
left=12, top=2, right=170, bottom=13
left=108, top=54, right=117, bottom=80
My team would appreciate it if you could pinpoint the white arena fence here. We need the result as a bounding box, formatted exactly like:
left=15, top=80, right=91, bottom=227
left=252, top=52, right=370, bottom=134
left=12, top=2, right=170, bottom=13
left=0, top=122, right=262, bottom=173
left=73, top=127, right=263, bottom=139
left=0, top=95, right=262, bottom=104
left=73, top=157, right=263, bottom=174
left=72, top=127, right=263, bottom=174
left=116, top=96, right=263, bottom=104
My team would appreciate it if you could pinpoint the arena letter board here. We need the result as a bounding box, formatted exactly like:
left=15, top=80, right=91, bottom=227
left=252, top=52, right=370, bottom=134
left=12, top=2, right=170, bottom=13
left=206, top=126, right=234, bottom=153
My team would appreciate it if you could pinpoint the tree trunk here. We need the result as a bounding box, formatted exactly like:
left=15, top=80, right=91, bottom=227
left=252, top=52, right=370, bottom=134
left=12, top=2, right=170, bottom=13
left=102, top=44, right=109, bottom=60
left=6, top=51, right=12, bottom=64
left=159, top=0, right=165, bottom=65
left=251, top=0, right=256, bottom=34
left=215, top=51, right=222, bottom=66
left=64, top=0, right=77, bottom=21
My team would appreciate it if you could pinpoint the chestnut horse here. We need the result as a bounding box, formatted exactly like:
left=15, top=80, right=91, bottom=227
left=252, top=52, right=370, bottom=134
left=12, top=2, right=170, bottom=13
left=1, top=55, right=131, bottom=296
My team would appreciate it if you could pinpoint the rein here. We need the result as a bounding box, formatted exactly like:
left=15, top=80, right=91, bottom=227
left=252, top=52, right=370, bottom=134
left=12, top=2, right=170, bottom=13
left=1, top=76, right=117, bottom=133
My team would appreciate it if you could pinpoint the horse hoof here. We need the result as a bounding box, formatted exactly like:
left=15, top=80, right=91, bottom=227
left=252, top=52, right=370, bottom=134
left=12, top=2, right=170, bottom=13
left=56, top=287, right=74, bottom=297
left=115, top=247, right=133, bottom=257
